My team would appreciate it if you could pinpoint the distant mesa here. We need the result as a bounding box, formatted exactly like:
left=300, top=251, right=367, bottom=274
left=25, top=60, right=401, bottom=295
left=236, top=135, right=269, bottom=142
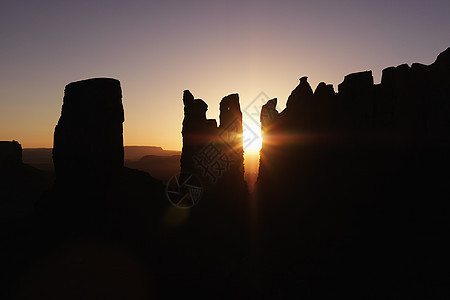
left=124, top=146, right=180, bottom=161
left=21, top=146, right=180, bottom=171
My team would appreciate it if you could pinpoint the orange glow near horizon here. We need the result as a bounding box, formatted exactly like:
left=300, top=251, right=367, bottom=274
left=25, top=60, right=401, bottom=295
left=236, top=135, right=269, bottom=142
left=1, top=2, right=447, bottom=150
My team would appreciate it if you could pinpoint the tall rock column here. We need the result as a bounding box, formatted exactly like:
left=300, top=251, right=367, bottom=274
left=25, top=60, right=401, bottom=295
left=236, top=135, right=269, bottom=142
left=180, top=90, right=217, bottom=176
left=258, top=99, right=279, bottom=183
left=218, top=94, right=244, bottom=181
left=181, top=91, right=247, bottom=190
left=260, top=98, right=279, bottom=139
left=283, top=76, right=314, bottom=131
left=53, top=78, right=124, bottom=186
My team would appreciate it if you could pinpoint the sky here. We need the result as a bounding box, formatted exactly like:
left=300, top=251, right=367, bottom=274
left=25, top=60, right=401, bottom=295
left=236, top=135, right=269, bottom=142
left=1, top=0, right=449, bottom=150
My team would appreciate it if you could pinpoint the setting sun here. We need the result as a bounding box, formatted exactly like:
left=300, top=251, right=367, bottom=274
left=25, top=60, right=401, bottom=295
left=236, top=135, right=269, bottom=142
left=243, top=122, right=262, bottom=151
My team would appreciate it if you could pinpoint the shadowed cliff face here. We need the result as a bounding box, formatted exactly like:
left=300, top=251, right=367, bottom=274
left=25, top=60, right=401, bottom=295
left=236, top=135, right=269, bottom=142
left=256, top=47, right=450, bottom=296
left=286, top=76, right=314, bottom=109
left=259, top=47, right=450, bottom=195
left=53, top=78, right=124, bottom=186
left=259, top=47, right=450, bottom=160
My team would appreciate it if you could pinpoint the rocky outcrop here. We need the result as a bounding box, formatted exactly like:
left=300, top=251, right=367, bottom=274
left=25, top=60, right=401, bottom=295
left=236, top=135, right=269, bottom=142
left=40, top=77, right=166, bottom=229
left=259, top=47, right=450, bottom=152
left=0, top=140, right=22, bottom=169
left=180, top=90, right=218, bottom=177
left=219, top=93, right=243, bottom=132
left=313, top=82, right=335, bottom=130
left=282, top=76, right=316, bottom=131
left=218, top=93, right=244, bottom=180
left=53, top=78, right=124, bottom=185
left=260, top=98, right=279, bottom=134
left=0, top=140, right=54, bottom=221
left=336, top=71, right=375, bottom=130
left=337, top=70, right=373, bottom=95
left=259, top=47, right=450, bottom=178
left=179, top=91, right=249, bottom=267
left=181, top=90, right=246, bottom=188
left=256, top=48, right=450, bottom=295
left=286, top=76, right=314, bottom=109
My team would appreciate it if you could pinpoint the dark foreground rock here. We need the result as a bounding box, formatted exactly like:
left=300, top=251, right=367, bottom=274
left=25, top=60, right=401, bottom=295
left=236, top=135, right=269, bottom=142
left=256, top=47, right=450, bottom=298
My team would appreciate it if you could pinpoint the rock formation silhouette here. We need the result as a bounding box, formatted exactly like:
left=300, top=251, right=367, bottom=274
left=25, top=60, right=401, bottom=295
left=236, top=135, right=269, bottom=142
left=0, top=140, right=22, bottom=169
left=3, top=78, right=175, bottom=299
left=3, top=47, right=449, bottom=299
left=256, top=47, right=450, bottom=298
left=0, top=140, right=53, bottom=222
left=53, top=78, right=125, bottom=187
left=218, top=93, right=244, bottom=182
left=30, top=78, right=169, bottom=243
left=6, top=80, right=251, bottom=299
left=180, top=90, right=245, bottom=187
left=180, top=90, right=217, bottom=178
left=260, top=98, right=279, bottom=132
left=179, top=90, right=250, bottom=276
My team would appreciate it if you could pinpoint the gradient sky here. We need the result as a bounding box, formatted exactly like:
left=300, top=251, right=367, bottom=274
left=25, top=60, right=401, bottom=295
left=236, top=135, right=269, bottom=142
left=1, top=0, right=448, bottom=150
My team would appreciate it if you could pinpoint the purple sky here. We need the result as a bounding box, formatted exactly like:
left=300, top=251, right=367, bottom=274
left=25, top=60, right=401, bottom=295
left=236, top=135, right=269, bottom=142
left=1, top=0, right=449, bottom=149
